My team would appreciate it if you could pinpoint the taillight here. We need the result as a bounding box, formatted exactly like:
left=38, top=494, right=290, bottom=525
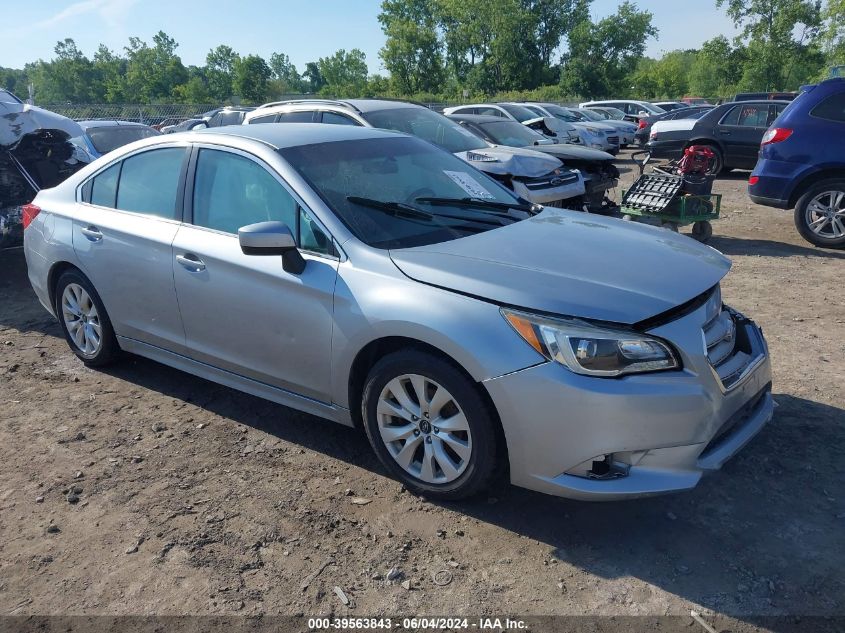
left=638, top=120, right=647, bottom=129
left=749, top=176, right=759, bottom=185
left=761, top=128, right=793, bottom=145
left=22, top=203, right=41, bottom=229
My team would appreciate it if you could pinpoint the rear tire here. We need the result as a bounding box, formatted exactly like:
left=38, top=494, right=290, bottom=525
left=695, top=144, right=723, bottom=176
left=691, top=220, right=713, bottom=242
left=361, top=350, right=499, bottom=501
left=793, top=180, right=845, bottom=249
left=55, top=269, right=120, bottom=367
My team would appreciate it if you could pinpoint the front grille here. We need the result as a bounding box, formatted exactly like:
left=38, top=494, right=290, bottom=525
left=607, top=136, right=620, bottom=145
left=517, top=171, right=580, bottom=191
left=702, top=290, right=755, bottom=390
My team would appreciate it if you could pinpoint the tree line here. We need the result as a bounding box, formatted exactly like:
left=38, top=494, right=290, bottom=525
left=1, top=0, right=843, bottom=106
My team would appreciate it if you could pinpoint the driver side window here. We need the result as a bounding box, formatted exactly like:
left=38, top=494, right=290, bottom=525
left=192, top=149, right=297, bottom=235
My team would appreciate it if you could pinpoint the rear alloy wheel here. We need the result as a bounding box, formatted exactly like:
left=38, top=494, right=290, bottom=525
left=361, top=350, right=499, bottom=500
left=794, top=181, right=845, bottom=249
left=55, top=270, right=119, bottom=366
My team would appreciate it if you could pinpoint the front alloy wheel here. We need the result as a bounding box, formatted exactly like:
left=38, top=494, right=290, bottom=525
left=361, top=350, right=499, bottom=500
left=377, top=374, right=472, bottom=484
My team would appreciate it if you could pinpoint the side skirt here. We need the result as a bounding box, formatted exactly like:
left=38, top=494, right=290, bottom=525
left=117, top=336, right=354, bottom=427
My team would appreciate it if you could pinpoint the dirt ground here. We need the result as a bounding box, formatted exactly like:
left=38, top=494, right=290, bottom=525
left=1, top=151, right=843, bottom=631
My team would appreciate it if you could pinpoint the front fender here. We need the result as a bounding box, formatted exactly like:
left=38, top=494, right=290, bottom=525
left=330, top=260, right=545, bottom=410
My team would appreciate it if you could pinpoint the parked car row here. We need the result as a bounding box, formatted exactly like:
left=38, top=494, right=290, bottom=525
left=22, top=116, right=775, bottom=501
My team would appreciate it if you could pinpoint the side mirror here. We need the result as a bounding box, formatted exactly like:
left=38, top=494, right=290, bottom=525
left=189, top=121, right=209, bottom=130
left=238, top=221, right=305, bottom=274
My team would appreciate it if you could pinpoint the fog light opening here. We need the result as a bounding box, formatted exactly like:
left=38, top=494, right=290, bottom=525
left=587, top=454, right=629, bottom=480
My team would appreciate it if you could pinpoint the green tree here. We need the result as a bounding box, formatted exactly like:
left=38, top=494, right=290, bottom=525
left=269, top=52, right=303, bottom=93
left=232, top=54, right=271, bottom=103
left=317, top=49, right=368, bottom=96
left=31, top=38, right=97, bottom=102
left=821, top=0, right=845, bottom=67
left=378, top=0, right=445, bottom=94
left=687, top=36, right=748, bottom=97
left=560, top=1, right=657, bottom=98
left=717, top=0, right=824, bottom=90
left=302, top=61, right=325, bottom=93
left=206, top=45, right=239, bottom=101
left=123, top=32, right=188, bottom=102
left=92, top=45, right=127, bottom=103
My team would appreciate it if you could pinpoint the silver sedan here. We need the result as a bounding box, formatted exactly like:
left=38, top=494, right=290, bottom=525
left=23, top=124, right=773, bottom=501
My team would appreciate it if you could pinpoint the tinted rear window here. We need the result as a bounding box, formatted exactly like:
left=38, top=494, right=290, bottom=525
left=811, top=92, right=845, bottom=122
left=86, top=126, right=160, bottom=154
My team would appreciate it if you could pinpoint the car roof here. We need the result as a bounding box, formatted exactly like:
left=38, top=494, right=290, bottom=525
left=77, top=120, right=151, bottom=129
left=188, top=122, right=404, bottom=148
left=446, top=114, right=510, bottom=124
left=256, top=98, right=427, bottom=114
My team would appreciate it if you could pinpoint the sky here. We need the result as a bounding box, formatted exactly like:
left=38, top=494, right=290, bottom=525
left=0, top=0, right=741, bottom=73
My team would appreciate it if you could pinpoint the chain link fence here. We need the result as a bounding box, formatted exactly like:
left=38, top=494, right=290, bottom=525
left=41, top=103, right=216, bottom=127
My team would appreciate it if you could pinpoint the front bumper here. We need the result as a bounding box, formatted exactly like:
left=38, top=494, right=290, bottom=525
left=484, top=301, right=773, bottom=501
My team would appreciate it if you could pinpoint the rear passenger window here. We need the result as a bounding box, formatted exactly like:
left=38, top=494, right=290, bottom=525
left=811, top=93, right=845, bottom=122
left=116, top=148, right=184, bottom=220
left=249, top=114, right=277, bottom=124
left=321, top=112, right=358, bottom=126
left=278, top=111, right=315, bottom=122
left=90, top=162, right=120, bottom=208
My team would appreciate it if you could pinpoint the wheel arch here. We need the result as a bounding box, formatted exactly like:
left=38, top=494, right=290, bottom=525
left=346, top=336, right=509, bottom=473
left=788, top=168, right=845, bottom=208
left=47, top=261, right=84, bottom=313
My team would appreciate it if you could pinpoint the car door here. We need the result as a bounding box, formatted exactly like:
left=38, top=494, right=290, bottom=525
left=171, top=145, right=340, bottom=402
left=716, top=103, right=771, bottom=168
left=72, top=146, right=189, bottom=353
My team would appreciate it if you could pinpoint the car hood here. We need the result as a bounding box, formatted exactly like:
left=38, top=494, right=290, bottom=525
left=0, top=101, right=83, bottom=148
left=453, top=145, right=562, bottom=178
left=521, top=144, right=615, bottom=162
left=572, top=121, right=618, bottom=133
left=389, top=209, right=730, bottom=324
left=652, top=119, right=698, bottom=134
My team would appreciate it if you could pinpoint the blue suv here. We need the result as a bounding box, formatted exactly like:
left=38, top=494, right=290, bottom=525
left=749, top=78, right=845, bottom=248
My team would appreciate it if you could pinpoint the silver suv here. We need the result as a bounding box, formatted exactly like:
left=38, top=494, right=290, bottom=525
left=243, top=99, right=585, bottom=207
left=23, top=124, right=773, bottom=501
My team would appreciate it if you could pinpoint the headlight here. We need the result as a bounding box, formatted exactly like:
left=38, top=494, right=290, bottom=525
left=502, top=309, right=679, bottom=377
left=585, top=127, right=601, bottom=135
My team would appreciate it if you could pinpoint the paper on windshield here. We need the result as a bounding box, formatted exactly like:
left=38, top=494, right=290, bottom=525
left=443, top=170, right=495, bottom=199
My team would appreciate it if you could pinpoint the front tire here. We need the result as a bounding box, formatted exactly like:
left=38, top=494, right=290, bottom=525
left=794, top=180, right=845, bottom=249
left=55, top=269, right=119, bottom=366
left=361, top=350, right=499, bottom=500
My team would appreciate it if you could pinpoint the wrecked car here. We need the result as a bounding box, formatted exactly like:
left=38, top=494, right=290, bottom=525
left=441, top=102, right=581, bottom=144
left=1, top=90, right=89, bottom=248
left=447, top=113, right=619, bottom=214
left=243, top=99, right=586, bottom=207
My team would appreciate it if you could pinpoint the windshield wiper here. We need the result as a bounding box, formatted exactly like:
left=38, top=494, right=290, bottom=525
left=414, top=196, right=541, bottom=214
left=347, top=196, right=506, bottom=227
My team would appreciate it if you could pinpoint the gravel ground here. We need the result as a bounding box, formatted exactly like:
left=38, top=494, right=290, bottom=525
left=0, top=151, right=843, bottom=631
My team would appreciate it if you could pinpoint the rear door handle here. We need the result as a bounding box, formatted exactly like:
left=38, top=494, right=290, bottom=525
left=176, top=253, right=206, bottom=272
left=80, top=226, right=102, bottom=241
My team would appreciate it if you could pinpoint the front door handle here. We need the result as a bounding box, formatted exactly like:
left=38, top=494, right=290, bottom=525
left=80, top=225, right=102, bottom=241
left=176, top=253, right=206, bottom=272
left=718, top=129, right=731, bottom=135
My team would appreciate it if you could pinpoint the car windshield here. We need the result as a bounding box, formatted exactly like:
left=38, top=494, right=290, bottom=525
left=362, top=107, right=488, bottom=153
left=540, top=104, right=580, bottom=122
left=576, top=109, right=604, bottom=122
left=85, top=126, right=160, bottom=154
left=279, top=136, right=527, bottom=250
left=0, top=89, right=22, bottom=104
left=598, top=107, right=626, bottom=120
left=499, top=104, right=542, bottom=122
left=478, top=120, right=545, bottom=146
